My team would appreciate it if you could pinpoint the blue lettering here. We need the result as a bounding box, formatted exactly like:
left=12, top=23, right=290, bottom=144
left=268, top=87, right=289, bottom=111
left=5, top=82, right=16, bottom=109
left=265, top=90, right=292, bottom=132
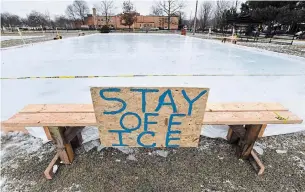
left=165, top=113, right=186, bottom=147
left=182, top=89, right=208, bottom=116
left=155, top=89, right=177, bottom=113
left=130, top=88, right=159, bottom=113
left=144, top=113, right=159, bottom=131
left=137, top=131, right=156, bottom=148
left=120, top=112, right=141, bottom=131
left=108, top=130, right=129, bottom=146
left=100, top=88, right=126, bottom=115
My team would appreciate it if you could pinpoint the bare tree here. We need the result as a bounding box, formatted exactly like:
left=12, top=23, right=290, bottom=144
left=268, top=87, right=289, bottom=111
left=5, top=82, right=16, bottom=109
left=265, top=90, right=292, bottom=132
left=26, top=11, right=48, bottom=28
left=122, top=0, right=134, bottom=13
left=150, top=5, right=163, bottom=16
left=213, top=0, right=230, bottom=30
left=120, top=0, right=137, bottom=30
left=66, top=5, right=77, bottom=21
left=188, top=11, right=193, bottom=28
left=199, top=1, right=212, bottom=31
left=156, top=0, right=185, bottom=30
left=99, top=0, right=114, bottom=25
left=233, top=0, right=240, bottom=9
left=54, top=15, right=72, bottom=29
left=65, top=0, right=89, bottom=24
left=1, top=12, right=22, bottom=31
left=44, top=10, right=54, bottom=28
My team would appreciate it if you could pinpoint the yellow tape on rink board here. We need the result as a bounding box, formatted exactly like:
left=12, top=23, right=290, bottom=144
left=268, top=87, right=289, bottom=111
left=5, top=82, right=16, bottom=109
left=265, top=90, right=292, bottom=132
left=1, top=74, right=304, bottom=80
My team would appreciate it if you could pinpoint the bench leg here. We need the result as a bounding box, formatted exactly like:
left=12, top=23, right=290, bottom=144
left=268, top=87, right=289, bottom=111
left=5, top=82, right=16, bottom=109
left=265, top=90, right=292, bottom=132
left=43, top=126, right=53, bottom=141
left=238, top=124, right=262, bottom=159
left=258, top=124, right=267, bottom=138
left=228, top=124, right=265, bottom=175
left=48, top=127, right=73, bottom=164
left=227, top=125, right=245, bottom=144
left=44, top=127, right=84, bottom=179
left=250, top=150, right=265, bottom=175
left=44, top=152, right=60, bottom=180
left=70, top=132, right=83, bottom=148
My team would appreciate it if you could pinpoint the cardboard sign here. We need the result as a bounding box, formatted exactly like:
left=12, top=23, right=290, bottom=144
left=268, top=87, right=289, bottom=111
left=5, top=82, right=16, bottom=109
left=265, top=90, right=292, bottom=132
left=90, top=87, right=209, bottom=147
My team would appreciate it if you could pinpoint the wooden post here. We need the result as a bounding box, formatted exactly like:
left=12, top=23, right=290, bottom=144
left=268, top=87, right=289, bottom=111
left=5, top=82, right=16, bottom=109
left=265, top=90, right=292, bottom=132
left=43, top=126, right=53, bottom=141
left=227, top=125, right=245, bottom=144
left=70, top=132, right=83, bottom=148
left=238, top=125, right=262, bottom=159
left=291, top=35, right=295, bottom=45
left=48, top=127, right=73, bottom=164
left=258, top=124, right=267, bottom=138
left=44, top=153, right=59, bottom=180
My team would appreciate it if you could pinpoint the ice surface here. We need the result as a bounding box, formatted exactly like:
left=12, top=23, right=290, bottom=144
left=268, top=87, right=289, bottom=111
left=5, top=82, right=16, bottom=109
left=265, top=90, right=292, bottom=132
left=1, top=34, right=305, bottom=139
left=276, top=150, right=288, bottom=154
left=0, top=35, right=44, bottom=41
left=126, top=154, right=137, bottom=161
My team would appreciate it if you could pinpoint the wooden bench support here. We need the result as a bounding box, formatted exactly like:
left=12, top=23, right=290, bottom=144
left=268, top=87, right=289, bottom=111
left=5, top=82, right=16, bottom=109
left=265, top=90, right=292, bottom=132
left=48, top=127, right=73, bottom=164
left=228, top=124, right=265, bottom=175
left=227, top=125, right=245, bottom=144
left=44, top=152, right=60, bottom=180
left=250, top=150, right=265, bottom=175
left=239, top=125, right=262, bottom=159
left=70, top=132, right=83, bottom=148
left=44, top=126, right=84, bottom=179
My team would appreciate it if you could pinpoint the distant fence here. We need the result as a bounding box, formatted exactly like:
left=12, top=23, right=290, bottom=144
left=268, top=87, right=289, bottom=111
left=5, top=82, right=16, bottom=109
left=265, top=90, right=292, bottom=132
left=210, top=32, right=296, bottom=45
left=239, top=33, right=296, bottom=45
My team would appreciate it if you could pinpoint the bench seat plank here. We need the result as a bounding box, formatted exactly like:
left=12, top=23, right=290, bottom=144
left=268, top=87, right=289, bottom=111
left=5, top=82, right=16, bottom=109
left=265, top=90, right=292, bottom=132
left=2, top=111, right=302, bottom=127
left=20, top=104, right=94, bottom=113
left=20, top=103, right=288, bottom=113
left=205, top=103, right=287, bottom=112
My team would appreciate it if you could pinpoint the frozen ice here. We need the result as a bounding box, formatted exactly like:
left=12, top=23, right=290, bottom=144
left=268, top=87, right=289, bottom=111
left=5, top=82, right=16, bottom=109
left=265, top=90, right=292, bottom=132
left=253, top=146, right=264, bottom=155
left=155, top=150, right=169, bottom=157
left=126, top=154, right=137, bottom=161
left=81, top=127, right=99, bottom=144
left=97, top=144, right=105, bottom=152
left=1, top=34, right=304, bottom=140
left=276, top=150, right=288, bottom=154
left=52, top=164, right=58, bottom=174
left=115, top=147, right=135, bottom=154
left=0, top=35, right=44, bottom=41
left=83, top=139, right=100, bottom=152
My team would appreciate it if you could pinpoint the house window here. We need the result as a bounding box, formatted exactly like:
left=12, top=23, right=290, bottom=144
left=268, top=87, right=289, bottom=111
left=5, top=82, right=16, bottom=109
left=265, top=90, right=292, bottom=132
left=140, top=24, right=141, bottom=27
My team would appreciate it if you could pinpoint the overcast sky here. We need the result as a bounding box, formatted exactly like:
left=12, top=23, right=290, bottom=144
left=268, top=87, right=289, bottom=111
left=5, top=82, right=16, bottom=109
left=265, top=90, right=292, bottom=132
left=1, top=0, right=240, bottom=19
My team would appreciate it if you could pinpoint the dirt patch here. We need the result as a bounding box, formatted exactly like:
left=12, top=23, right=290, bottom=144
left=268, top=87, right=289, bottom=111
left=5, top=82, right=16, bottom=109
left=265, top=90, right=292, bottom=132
left=1, top=131, right=304, bottom=192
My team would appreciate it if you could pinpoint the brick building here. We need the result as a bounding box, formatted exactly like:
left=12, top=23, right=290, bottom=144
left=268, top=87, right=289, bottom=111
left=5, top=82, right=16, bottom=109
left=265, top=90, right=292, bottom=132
left=76, top=8, right=179, bottom=30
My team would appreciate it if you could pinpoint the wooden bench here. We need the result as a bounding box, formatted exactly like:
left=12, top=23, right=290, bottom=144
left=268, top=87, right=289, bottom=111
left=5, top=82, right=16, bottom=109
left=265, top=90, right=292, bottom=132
left=1, top=103, right=303, bottom=178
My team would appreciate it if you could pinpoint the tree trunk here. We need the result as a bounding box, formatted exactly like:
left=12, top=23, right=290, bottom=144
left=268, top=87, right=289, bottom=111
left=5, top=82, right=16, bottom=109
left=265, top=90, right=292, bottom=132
left=106, top=13, right=108, bottom=26
left=168, top=1, right=171, bottom=30
left=168, top=16, right=170, bottom=30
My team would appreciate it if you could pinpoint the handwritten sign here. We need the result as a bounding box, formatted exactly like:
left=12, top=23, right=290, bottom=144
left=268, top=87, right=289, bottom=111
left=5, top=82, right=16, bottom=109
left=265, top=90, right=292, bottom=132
left=90, top=87, right=209, bottom=147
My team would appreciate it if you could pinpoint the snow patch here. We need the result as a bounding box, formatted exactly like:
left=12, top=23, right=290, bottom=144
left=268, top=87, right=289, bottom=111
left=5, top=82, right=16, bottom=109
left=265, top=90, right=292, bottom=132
left=52, top=164, right=59, bottom=174
left=126, top=154, right=137, bottom=161
left=276, top=149, right=288, bottom=154
left=154, top=150, right=169, bottom=157
left=115, top=147, right=137, bottom=154
left=83, top=139, right=100, bottom=152
left=81, top=127, right=99, bottom=144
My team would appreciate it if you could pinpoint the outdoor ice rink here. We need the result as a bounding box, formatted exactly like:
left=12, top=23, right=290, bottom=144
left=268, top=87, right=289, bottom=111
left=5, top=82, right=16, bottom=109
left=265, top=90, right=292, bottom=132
left=1, top=34, right=305, bottom=137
